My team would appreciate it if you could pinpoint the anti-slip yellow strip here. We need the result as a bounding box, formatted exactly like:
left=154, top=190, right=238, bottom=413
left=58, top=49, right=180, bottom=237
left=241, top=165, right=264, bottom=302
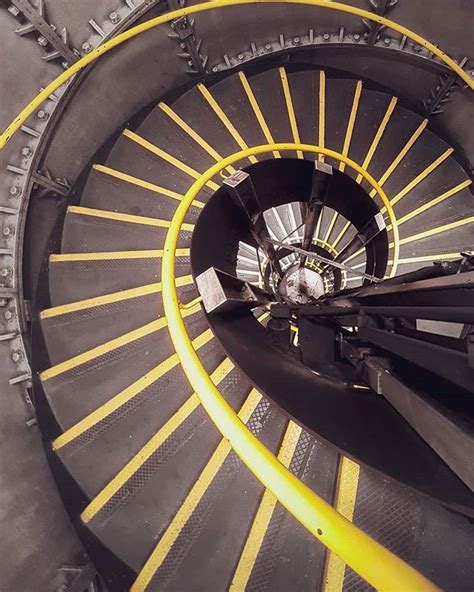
left=279, top=68, right=303, bottom=159
left=339, top=81, right=362, bottom=173
left=40, top=275, right=193, bottom=319
left=323, top=458, right=360, bottom=592
left=52, top=328, right=214, bottom=450
left=318, top=70, right=326, bottom=162
left=388, top=252, right=460, bottom=265
left=67, top=205, right=195, bottom=232
left=41, top=304, right=200, bottom=381
left=50, top=248, right=190, bottom=262
left=369, top=119, right=428, bottom=197
left=390, top=216, right=474, bottom=248
left=229, top=421, right=302, bottom=590
left=1, top=0, right=472, bottom=150
left=355, top=96, right=397, bottom=184
left=238, top=71, right=280, bottom=158
left=160, top=143, right=437, bottom=592
left=131, top=388, right=262, bottom=591
left=123, top=128, right=220, bottom=191
left=158, top=102, right=237, bottom=174
left=81, top=357, right=236, bottom=523
left=197, top=83, right=258, bottom=164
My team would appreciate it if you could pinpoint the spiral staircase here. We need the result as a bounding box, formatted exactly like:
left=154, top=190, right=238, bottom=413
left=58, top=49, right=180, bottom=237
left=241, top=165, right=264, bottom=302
left=0, top=2, right=473, bottom=592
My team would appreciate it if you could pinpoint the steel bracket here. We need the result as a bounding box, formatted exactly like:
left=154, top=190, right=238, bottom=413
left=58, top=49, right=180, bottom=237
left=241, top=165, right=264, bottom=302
left=423, top=57, right=469, bottom=115
left=168, top=4, right=208, bottom=74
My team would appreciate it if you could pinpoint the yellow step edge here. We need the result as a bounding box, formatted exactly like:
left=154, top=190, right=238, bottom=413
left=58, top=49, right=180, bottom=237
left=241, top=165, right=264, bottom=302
left=355, top=96, right=397, bottom=184
left=389, top=216, right=474, bottom=248
left=40, top=275, right=193, bottom=319
left=41, top=303, right=201, bottom=381
left=323, top=457, right=361, bottom=592
left=93, top=163, right=205, bottom=208
left=369, top=119, right=428, bottom=197
left=279, top=68, right=303, bottom=159
left=81, top=357, right=236, bottom=523
left=50, top=248, right=191, bottom=262
left=238, top=71, right=280, bottom=158
left=131, top=387, right=263, bottom=592
left=229, top=421, right=302, bottom=590
left=388, top=252, right=461, bottom=265
left=331, top=220, right=351, bottom=249
left=52, top=328, right=214, bottom=451
left=123, top=128, right=220, bottom=191
left=339, top=80, right=363, bottom=173
left=197, top=83, right=258, bottom=164
left=158, top=102, right=237, bottom=175
left=318, top=70, right=326, bottom=163
left=67, top=205, right=194, bottom=232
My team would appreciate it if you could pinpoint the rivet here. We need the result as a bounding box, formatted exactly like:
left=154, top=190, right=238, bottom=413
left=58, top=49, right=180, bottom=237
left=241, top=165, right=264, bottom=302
left=212, top=66, right=218, bottom=72
left=109, top=11, right=120, bottom=24
left=383, top=37, right=391, bottom=45
left=2, top=226, right=14, bottom=237
left=0, top=267, right=12, bottom=278
left=4, top=310, right=12, bottom=320
left=323, top=33, right=330, bottom=41
left=37, top=110, right=49, bottom=121
left=353, top=34, right=360, bottom=41
left=293, top=36, right=300, bottom=44
left=82, top=42, right=92, bottom=53
left=21, top=147, right=33, bottom=158
left=9, top=186, right=21, bottom=197
left=11, top=350, right=22, bottom=363
left=265, top=43, right=272, bottom=50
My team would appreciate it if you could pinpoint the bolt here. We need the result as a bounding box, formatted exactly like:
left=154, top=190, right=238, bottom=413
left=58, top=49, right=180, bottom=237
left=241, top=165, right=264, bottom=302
left=323, top=33, right=330, bottom=41
left=212, top=66, right=218, bottom=72
left=82, top=42, right=92, bottom=53
left=0, top=268, right=12, bottom=278
left=11, top=350, right=22, bottom=363
left=265, top=43, right=272, bottom=51
left=383, top=37, right=391, bottom=45
left=37, top=36, right=48, bottom=47
left=238, top=53, right=244, bottom=60
left=9, top=186, right=21, bottom=197
left=109, top=11, right=120, bottom=24
left=293, top=36, right=300, bottom=44
left=180, top=42, right=186, bottom=49
left=21, top=146, right=33, bottom=158
left=4, top=310, right=12, bottom=321
left=37, top=109, right=49, bottom=121
left=0, top=299, right=8, bottom=307
left=353, top=33, right=361, bottom=42
left=2, top=226, right=14, bottom=237
left=470, top=70, right=474, bottom=77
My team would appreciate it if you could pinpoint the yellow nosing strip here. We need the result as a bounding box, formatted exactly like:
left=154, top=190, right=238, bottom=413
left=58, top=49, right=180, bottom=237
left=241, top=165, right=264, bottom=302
left=389, top=252, right=460, bottom=265
left=396, top=179, right=472, bottom=226
left=318, top=70, right=326, bottom=162
left=390, top=216, right=474, bottom=247
left=355, top=96, right=397, bottom=184
left=279, top=68, right=303, bottom=159
left=40, top=275, right=193, bottom=319
left=92, top=164, right=206, bottom=208
left=339, top=81, right=363, bottom=173
left=81, top=357, right=236, bottom=523
left=331, top=220, right=351, bottom=249
left=123, top=128, right=220, bottom=191
left=68, top=205, right=194, bottom=232
left=131, top=387, right=263, bottom=592
left=50, top=249, right=190, bottom=262
left=52, top=328, right=214, bottom=451
left=41, top=304, right=200, bottom=381
left=229, top=421, right=302, bottom=590
left=197, top=83, right=258, bottom=164
left=323, top=457, right=360, bottom=592
left=323, top=211, right=339, bottom=243
left=239, top=71, right=280, bottom=158
left=386, top=147, right=454, bottom=209
left=158, top=102, right=237, bottom=175
left=369, top=119, right=428, bottom=197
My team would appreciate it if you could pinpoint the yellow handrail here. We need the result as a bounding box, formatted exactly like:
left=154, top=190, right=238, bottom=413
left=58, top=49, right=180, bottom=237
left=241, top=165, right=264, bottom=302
left=0, top=0, right=472, bottom=149
left=161, top=143, right=438, bottom=591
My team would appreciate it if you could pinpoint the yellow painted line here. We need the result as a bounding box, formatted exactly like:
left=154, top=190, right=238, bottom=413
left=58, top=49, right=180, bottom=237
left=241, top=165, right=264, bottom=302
left=50, top=248, right=190, bottom=262
left=386, top=147, right=454, bottom=209
left=158, top=102, right=236, bottom=175
left=239, top=71, right=280, bottom=158
left=331, top=220, right=351, bottom=249
left=369, top=119, right=428, bottom=197
left=1, top=0, right=472, bottom=151
left=92, top=163, right=206, bottom=208
left=342, top=246, right=364, bottom=265
left=41, top=304, right=201, bottom=381
left=318, top=70, right=326, bottom=162
left=323, top=458, right=360, bottom=592
left=229, top=421, right=302, bottom=590
left=81, top=357, right=236, bottom=523
left=390, top=216, right=474, bottom=247
left=339, top=81, right=363, bottom=173
left=123, top=128, right=220, bottom=191
left=40, top=275, right=193, bottom=319
left=388, top=252, right=460, bottom=265
left=52, top=328, right=214, bottom=451
left=131, top=388, right=263, bottom=591
left=160, top=143, right=440, bottom=592
left=323, top=211, right=339, bottom=243
left=197, top=83, right=258, bottom=164
left=67, top=205, right=194, bottom=232
left=395, top=179, right=472, bottom=226
left=355, top=96, right=397, bottom=184
left=279, top=68, right=303, bottom=159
